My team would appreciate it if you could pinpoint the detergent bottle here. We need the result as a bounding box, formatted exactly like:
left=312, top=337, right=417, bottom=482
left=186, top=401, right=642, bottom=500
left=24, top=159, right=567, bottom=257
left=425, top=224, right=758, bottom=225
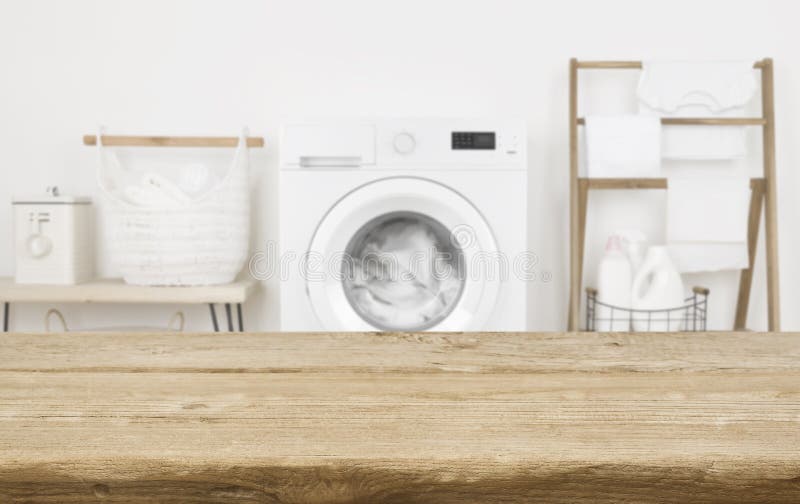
left=596, top=235, right=633, bottom=331
left=617, top=229, right=647, bottom=273
left=631, top=246, right=684, bottom=331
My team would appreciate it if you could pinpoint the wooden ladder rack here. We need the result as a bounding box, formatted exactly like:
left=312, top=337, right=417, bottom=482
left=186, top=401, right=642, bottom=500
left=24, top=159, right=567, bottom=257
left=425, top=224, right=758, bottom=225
left=568, top=58, right=779, bottom=331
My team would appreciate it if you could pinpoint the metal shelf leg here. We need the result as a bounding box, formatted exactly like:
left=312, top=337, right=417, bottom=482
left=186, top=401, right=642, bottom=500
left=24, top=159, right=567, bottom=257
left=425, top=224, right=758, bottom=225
left=225, top=303, right=233, bottom=332
left=209, top=304, right=219, bottom=332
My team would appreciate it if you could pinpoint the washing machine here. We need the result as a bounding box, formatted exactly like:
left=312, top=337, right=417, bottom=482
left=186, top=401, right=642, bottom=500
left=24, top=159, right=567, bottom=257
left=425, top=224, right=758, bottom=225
left=279, top=118, right=527, bottom=331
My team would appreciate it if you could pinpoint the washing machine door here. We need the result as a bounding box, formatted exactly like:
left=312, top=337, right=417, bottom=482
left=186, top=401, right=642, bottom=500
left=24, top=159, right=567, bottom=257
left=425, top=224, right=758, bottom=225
left=306, top=176, right=500, bottom=331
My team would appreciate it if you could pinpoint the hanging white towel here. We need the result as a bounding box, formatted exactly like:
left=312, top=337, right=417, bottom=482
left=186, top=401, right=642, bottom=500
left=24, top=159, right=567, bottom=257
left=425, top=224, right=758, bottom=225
left=666, top=176, right=750, bottom=272
left=638, top=61, right=757, bottom=113
left=668, top=244, right=749, bottom=273
left=640, top=103, right=748, bottom=160
left=585, top=115, right=661, bottom=177
left=638, top=61, right=757, bottom=160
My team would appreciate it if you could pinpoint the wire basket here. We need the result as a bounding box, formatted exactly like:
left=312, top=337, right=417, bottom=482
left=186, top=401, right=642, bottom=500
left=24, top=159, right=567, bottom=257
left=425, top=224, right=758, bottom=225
left=585, top=286, right=709, bottom=332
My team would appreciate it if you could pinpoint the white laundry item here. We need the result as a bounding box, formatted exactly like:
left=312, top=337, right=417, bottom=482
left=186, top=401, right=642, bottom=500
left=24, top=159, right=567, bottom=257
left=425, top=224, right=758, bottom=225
left=638, top=61, right=757, bottom=113
left=120, top=172, right=192, bottom=208
left=667, top=177, right=749, bottom=242
left=585, top=115, right=661, bottom=177
left=661, top=125, right=746, bottom=160
left=638, top=61, right=757, bottom=160
left=121, top=186, right=168, bottom=207
left=140, top=172, right=193, bottom=205
left=343, top=214, right=464, bottom=330
left=668, top=243, right=749, bottom=273
left=666, top=176, right=750, bottom=273
left=177, top=162, right=218, bottom=196
left=640, top=102, right=748, bottom=160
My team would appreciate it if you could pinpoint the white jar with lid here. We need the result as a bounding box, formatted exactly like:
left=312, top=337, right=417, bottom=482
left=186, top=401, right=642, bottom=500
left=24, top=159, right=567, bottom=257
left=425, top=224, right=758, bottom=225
left=12, top=187, right=94, bottom=284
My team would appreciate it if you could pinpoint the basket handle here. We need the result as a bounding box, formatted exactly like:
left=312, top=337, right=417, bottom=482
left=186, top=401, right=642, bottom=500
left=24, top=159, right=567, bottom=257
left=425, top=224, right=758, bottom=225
left=167, top=311, right=185, bottom=332
left=44, top=309, right=69, bottom=333
left=94, top=125, right=130, bottom=206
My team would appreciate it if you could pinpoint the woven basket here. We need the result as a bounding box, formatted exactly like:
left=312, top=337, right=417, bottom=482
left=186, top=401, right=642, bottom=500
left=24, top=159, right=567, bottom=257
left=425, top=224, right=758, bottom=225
left=96, top=131, right=250, bottom=286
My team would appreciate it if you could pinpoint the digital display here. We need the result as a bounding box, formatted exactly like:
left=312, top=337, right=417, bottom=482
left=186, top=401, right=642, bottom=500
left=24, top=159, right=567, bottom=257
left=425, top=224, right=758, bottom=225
left=452, top=132, right=496, bottom=150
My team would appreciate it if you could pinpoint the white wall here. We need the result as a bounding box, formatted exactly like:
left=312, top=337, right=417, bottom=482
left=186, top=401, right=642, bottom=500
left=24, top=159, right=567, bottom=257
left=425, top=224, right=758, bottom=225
left=0, top=0, right=797, bottom=332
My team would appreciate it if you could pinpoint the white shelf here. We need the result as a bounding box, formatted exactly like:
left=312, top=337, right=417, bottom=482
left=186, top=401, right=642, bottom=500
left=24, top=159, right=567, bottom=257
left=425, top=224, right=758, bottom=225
left=0, top=277, right=256, bottom=304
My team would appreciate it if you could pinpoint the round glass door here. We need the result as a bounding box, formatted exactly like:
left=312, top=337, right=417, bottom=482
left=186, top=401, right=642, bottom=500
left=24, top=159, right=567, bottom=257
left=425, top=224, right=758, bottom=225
left=306, top=177, right=500, bottom=332
left=342, top=211, right=465, bottom=331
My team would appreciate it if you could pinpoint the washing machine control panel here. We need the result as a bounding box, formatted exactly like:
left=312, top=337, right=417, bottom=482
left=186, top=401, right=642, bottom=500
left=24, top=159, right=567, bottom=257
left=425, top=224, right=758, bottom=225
left=451, top=131, right=496, bottom=150
left=372, top=120, right=525, bottom=167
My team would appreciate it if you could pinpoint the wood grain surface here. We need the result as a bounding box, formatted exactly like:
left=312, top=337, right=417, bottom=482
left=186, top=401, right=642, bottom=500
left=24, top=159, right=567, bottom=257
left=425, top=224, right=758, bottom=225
left=1, top=332, right=799, bottom=503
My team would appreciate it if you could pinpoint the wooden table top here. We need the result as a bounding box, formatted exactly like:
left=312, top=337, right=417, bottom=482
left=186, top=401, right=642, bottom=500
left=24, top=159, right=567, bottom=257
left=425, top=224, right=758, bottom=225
left=1, top=332, right=799, bottom=503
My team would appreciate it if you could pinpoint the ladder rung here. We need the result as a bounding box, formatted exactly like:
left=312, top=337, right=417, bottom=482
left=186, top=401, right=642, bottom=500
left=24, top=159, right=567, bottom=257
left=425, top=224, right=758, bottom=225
left=576, top=61, right=643, bottom=69
left=83, top=135, right=265, bottom=148
left=576, top=117, right=766, bottom=126
left=580, top=177, right=765, bottom=190
left=576, top=60, right=766, bottom=70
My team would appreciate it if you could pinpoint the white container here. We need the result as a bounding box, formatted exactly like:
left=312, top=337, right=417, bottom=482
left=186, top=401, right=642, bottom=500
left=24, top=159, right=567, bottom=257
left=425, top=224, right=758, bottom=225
left=596, top=235, right=633, bottom=332
left=13, top=189, right=94, bottom=285
left=631, top=246, right=685, bottom=331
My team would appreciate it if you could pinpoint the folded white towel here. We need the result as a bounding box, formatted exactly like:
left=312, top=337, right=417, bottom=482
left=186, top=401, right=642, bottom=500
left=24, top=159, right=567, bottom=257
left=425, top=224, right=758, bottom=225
left=640, top=103, right=748, bottom=160
left=638, top=61, right=757, bottom=160
left=638, top=61, right=757, bottom=113
left=666, top=176, right=750, bottom=272
left=642, top=107, right=748, bottom=160
left=585, top=115, right=661, bottom=177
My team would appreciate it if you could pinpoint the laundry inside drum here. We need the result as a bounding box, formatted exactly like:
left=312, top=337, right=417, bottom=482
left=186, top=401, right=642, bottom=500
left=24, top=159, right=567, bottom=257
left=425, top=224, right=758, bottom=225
left=342, top=211, right=465, bottom=331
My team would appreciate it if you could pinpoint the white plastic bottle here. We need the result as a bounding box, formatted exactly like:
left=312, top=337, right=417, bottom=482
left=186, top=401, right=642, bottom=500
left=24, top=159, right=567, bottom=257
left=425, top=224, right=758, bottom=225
left=617, top=229, right=647, bottom=273
left=631, top=246, right=685, bottom=332
left=596, top=235, right=633, bottom=332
